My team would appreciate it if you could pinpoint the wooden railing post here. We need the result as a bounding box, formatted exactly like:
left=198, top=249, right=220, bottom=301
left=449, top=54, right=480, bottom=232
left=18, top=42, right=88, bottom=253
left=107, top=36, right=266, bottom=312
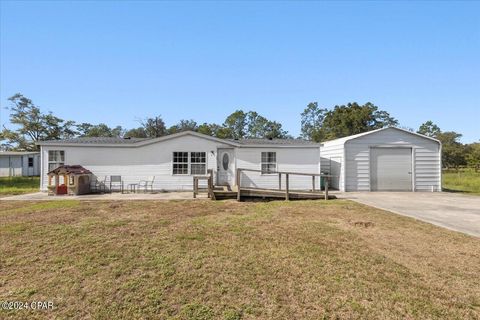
left=285, top=173, right=290, bottom=201
left=236, top=168, right=241, bottom=201
left=324, top=176, right=329, bottom=200
left=278, top=173, right=282, bottom=190
left=207, top=169, right=213, bottom=198
left=193, top=177, right=198, bottom=198
left=312, top=175, right=315, bottom=192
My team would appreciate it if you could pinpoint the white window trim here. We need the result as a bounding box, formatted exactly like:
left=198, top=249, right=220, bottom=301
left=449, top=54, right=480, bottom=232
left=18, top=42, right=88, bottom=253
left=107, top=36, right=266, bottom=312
left=261, top=151, right=277, bottom=175
left=172, top=151, right=207, bottom=176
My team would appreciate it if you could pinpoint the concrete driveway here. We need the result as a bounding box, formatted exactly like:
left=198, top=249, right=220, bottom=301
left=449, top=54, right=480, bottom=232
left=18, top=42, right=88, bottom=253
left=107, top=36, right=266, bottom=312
left=343, top=192, right=480, bottom=237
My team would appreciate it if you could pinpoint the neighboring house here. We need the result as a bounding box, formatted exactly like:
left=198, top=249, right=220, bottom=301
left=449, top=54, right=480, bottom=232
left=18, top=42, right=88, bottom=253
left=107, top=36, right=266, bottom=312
left=320, top=127, right=442, bottom=192
left=36, top=131, right=322, bottom=191
left=0, top=151, right=40, bottom=177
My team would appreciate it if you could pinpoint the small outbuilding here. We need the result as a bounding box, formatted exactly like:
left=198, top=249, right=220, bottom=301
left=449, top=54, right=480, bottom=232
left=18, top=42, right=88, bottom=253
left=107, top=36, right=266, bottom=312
left=0, top=151, right=40, bottom=177
left=48, top=165, right=92, bottom=195
left=320, top=127, right=441, bottom=192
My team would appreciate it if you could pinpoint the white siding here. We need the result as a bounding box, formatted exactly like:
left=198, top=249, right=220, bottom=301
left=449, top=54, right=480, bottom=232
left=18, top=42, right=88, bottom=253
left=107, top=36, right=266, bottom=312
left=236, top=147, right=321, bottom=190
left=0, top=156, right=21, bottom=177
left=21, top=154, right=40, bottom=176
left=320, top=140, right=345, bottom=190
left=40, top=135, right=231, bottom=191
left=344, top=128, right=441, bottom=192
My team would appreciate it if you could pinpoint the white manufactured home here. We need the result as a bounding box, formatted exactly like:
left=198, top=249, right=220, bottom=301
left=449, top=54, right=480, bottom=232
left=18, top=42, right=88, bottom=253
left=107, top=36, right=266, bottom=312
left=37, top=131, right=322, bottom=192
left=0, top=151, right=40, bottom=177
left=320, top=127, right=442, bottom=192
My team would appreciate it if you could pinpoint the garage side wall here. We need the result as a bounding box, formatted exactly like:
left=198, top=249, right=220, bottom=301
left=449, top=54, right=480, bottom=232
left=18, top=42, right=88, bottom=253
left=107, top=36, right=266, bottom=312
left=320, top=140, right=345, bottom=191
left=344, top=129, right=441, bottom=192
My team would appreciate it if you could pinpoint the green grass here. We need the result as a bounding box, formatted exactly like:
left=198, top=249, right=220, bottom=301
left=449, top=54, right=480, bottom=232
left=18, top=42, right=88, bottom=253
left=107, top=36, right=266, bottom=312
left=443, top=169, right=480, bottom=195
left=0, top=176, right=40, bottom=196
left=0, top=200, right=479, bottom=319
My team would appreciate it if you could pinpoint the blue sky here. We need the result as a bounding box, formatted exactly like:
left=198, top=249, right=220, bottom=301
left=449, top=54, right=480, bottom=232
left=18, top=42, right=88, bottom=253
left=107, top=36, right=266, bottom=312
left=1, top=1, right=479, bottom=142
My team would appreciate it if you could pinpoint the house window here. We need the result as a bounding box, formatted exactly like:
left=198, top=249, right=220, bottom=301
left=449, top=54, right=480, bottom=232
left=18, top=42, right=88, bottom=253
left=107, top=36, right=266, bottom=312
left=28, top=157, right=34, bottom=167
left=261, top=152, right=276, bottom=174
left=173, top=152, right=189, bottom=175
left=190, top=152, right=206, bottom=175
left=172, top=152, right=207, bottom=175
left=48, top=150, right=65, bottom=172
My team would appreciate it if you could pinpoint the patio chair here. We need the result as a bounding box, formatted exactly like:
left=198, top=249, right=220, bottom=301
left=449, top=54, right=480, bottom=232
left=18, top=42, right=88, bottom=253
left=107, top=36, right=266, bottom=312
left=92, top=176, right=107, bottom=193
left=110, top=175, right=124, bottom=193
left=139, top=176, right=155, bottom=193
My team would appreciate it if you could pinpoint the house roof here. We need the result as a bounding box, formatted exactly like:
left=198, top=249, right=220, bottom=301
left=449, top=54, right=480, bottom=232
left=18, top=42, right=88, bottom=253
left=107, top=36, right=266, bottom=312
left=36, top=131, right=320, bottom=148
left=230, top=138, right=319, bottom=146
left=0, top=151, right=40, bottom=156
left=321, top=127, right=441, bottom=145
left=38, top=137, right=149, bottom=145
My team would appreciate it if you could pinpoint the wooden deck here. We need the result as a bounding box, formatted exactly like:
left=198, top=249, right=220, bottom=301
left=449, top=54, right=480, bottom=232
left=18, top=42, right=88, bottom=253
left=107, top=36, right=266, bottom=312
left=213, top=188, right=335, bottom=201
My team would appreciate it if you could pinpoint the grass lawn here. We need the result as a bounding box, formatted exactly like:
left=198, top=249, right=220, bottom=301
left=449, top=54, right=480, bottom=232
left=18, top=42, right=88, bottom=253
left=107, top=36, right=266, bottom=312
left=1, top=200, right=479, bottom=319
left=0, top=176, right=40, bottom=196
left=443, top=169, right=480, bottom=195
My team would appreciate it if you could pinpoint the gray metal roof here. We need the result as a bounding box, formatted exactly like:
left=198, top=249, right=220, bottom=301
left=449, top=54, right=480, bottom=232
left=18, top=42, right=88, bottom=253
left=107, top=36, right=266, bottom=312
left=0, top=151, right=40, bottom=156
left=229, top=138, right=319, bottom=146
left=36, top=131, right=320, bottom=147
left=321, top=127, right=441, bottom=145
left=38, top=137, right=150, bottom=145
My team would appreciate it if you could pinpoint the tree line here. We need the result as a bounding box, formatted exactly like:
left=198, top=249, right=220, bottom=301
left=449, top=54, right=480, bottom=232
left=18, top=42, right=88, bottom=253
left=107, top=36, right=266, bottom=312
left=1, top=93, right=478, bottom=169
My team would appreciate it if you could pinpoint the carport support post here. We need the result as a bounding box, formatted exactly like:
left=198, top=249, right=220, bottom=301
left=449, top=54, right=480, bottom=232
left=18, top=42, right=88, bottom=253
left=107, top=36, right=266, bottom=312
left=285, top=174, right=290, bottom=201
left=324, top=177, right=329, bottom=200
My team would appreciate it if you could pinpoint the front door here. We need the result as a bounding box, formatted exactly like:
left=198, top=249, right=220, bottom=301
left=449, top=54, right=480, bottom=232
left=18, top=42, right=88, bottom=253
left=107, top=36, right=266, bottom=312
left=217, top=148, right=234, bottom=186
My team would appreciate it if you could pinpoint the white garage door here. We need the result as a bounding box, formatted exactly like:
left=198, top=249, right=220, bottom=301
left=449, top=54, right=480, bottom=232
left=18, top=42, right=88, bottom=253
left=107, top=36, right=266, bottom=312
left=371, top=148, right=412, bottom=191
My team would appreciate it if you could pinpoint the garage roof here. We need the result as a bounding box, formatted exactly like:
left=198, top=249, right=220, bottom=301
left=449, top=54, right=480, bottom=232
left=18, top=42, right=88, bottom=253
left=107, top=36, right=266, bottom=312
left=321, top=127, right=441, bottom=145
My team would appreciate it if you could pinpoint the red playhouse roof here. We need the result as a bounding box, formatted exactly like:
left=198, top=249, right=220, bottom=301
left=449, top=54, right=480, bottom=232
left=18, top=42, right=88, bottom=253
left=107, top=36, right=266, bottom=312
left=48, top=165, right=92, bottom=175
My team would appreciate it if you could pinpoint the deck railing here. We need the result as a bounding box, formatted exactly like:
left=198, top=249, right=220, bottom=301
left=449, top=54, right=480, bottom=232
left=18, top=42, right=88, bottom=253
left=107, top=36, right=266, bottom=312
left=236, top=168, right=334, bottom=201
left=193, top=169, right=213, bottom=198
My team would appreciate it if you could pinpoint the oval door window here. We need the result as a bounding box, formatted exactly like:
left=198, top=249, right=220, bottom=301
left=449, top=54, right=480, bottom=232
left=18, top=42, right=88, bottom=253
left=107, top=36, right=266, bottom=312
left=222, top=153, right=229, bottom=170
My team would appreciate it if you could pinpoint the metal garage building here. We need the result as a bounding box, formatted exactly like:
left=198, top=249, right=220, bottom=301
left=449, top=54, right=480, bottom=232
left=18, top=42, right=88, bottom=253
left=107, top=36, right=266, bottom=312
left=320, top=127, right=441, bottom=192
left=0, top=151, right=40, bottom=177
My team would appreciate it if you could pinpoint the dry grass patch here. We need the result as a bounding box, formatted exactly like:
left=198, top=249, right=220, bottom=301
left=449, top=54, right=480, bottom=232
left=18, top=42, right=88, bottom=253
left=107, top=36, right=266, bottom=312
left=0, top=199, right=479, bottom=319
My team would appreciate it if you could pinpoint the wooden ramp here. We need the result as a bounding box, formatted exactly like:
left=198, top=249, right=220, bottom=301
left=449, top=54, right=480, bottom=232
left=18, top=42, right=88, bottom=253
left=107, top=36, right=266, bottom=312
left=213, top=188, right=334, bottom=201
left=196, top=168, right=336, bottom=201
